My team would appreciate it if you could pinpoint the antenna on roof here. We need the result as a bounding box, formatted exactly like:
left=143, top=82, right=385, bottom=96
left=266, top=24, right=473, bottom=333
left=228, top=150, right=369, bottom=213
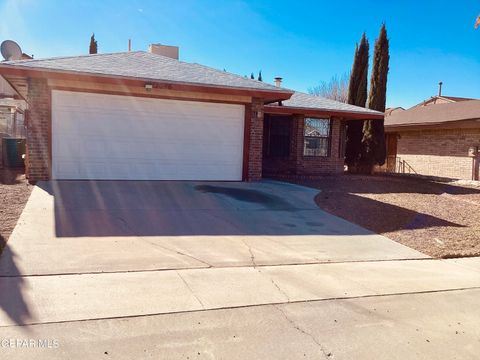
left=1, top=40, right=22, bottom=61
left=438, top=81, right=443, bottom=97
left=128, top=39, right=132, bottom=52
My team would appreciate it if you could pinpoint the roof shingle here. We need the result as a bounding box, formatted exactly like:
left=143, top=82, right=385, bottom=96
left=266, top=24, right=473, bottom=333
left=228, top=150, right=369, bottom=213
left=1, top=51, right=288, bottom=93
left=1, top=51, right=382, bottom=116
left=385, top=99, right=480, bottom=127
left=269, top=91, right=382, bottom=115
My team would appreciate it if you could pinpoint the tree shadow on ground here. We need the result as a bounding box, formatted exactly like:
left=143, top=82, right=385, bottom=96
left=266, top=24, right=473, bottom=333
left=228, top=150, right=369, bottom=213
left=314, top=191, right=464, bottom=235
left=0, top=241, right=33, bottom=327
left=298, top=174, right=480, bottom=196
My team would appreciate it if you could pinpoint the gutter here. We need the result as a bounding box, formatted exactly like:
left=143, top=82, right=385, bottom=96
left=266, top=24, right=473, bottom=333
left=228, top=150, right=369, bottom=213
left=264, top=104, right=384, bottom=120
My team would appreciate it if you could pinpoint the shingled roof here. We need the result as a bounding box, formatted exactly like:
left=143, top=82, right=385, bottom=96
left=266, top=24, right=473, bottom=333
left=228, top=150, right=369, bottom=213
left=267, top=91, right=383, bottom=116
left=0, top=51, right=383, bottom=117
left=0, top=51, right=290, bottom=94
left=385, top=99, right=480, bottom=127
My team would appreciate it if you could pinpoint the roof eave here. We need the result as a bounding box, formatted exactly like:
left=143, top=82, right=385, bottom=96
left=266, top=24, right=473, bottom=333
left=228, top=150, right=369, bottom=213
left=264, top=104, right=384, bottom=120
left=385, top=118, right=480, bottom=131
left=0, top=64, right=294, bottom=102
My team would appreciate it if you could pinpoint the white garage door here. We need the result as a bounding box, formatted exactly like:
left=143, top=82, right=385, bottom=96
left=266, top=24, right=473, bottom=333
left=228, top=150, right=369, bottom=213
left=52, top=91, right=245, bottom=180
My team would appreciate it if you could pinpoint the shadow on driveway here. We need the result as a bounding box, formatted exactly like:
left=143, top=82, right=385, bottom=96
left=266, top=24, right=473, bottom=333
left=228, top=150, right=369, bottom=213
left=37, top=180, right=463, bottom=238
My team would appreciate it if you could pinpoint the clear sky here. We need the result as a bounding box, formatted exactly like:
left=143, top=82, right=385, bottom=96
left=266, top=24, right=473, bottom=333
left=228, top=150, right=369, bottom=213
left=0, top=0, right=479, bottom=108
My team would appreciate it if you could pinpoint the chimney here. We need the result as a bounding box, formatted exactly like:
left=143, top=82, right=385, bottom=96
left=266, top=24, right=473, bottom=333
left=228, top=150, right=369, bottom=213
left=274, top=77, right=283, bottom=87
left=438, top=81, right=443, bottom=97
left=128, top=39, right=131, bottom=52
left=148, top=44, right=179, bottom=60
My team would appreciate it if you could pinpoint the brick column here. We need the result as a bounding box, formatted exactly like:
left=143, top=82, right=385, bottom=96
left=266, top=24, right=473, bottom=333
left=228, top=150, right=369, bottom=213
left=26, top=78, right=50, bottom=182
left=245, top=98, right=264, bottom=181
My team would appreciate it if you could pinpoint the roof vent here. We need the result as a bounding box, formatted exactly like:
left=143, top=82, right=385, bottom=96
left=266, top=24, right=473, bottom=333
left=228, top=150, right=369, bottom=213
left=149, top=44, right=179, bottom=60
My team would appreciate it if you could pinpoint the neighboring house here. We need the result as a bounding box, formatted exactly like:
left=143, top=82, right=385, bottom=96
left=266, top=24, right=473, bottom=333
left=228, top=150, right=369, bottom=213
left=0, top=77, right=26, bottom=167
left=0, top=98, right=25, bottom=136
left=385, top=107, right=405, bottom=116
left=384, top=97, right=480, bottom=180
left=0, top=44, right=382, bottom=182
left=412, top=95, right=474, bottom=108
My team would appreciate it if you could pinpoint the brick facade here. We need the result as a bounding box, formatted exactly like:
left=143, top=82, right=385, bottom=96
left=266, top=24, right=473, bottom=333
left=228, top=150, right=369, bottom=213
left=23, top=82, right=345, bottom=182
left=26, top=78, right=50, bottom=182
left=246, top=98, right=264, bottom=181
left=263, top=115, right=345, bottom=178
left=395, top=128, right=480, bottom=180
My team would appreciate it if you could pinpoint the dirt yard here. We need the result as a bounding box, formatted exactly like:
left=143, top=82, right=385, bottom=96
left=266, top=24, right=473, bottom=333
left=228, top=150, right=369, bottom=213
left=296, top=175, right=480, bottom=258
left=0, top=168, right=31, bottom=250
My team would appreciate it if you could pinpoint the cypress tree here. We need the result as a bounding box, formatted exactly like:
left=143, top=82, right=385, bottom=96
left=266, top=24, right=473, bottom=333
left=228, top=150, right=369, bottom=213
left=257, top=70, right=263, bottom=82
left=250, top=73, right=255, bottom=79
left=362, top=24, right=389, bottom=167
left=345, top=33, right=369, bottom=170
left=89, top=33, right=98, bottom=54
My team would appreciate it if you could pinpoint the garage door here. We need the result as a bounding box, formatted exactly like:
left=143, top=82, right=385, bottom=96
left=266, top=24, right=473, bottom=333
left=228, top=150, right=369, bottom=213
left=52, top=91, right=245, bottom=180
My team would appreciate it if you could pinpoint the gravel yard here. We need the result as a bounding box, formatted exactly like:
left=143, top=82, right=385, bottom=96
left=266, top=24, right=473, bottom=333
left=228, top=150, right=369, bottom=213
left=295, top=175, right=480, bottom=258
left=0, top=168, right=31, bottom=251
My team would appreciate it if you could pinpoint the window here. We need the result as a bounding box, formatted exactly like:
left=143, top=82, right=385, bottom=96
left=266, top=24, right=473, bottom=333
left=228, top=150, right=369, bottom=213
left=303, top=118, right=331, bottom=157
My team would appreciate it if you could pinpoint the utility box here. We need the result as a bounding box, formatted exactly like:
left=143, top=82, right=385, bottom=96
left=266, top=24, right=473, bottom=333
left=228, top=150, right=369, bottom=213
left=2, top=137, right=25, bottom=168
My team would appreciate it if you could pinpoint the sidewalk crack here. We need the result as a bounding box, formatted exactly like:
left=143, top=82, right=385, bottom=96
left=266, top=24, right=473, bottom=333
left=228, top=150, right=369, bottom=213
left=274, top=305, right=332, bottom=359
left=142, top=238, right=213, bottom=268
left=240, top=238, right=257, bottom=268
left=176, top=271, right=205, bottom=310
left=255, top=266, right=290, bottom=302
left=116, top=215, right=213, bottom=268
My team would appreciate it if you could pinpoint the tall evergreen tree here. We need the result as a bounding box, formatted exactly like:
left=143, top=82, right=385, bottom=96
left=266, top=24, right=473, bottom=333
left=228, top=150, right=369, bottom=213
left=345, top=33, right=369, bottom=170
left=362, top=24, right=389, bottom=167
left=250, top=73, right=255, bottom=79
left=257, top=70, right=263, bottom=82
left=89, top=33, right=98, bottom=54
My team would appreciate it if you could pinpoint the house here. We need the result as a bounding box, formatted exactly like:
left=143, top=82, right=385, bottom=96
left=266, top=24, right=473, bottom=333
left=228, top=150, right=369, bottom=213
left=0, top=44, right=382, bottom=182
left=384, top=96, right=480, bottom=180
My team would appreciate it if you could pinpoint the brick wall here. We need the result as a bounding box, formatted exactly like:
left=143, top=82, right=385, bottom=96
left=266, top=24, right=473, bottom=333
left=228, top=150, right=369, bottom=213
left=246, top=98, right=264, bottom=181
left=26, top=78, right=50, bottom=182
left=262, top=115, right=345, bottom=178
left=396, top=128, right=480, bottom=179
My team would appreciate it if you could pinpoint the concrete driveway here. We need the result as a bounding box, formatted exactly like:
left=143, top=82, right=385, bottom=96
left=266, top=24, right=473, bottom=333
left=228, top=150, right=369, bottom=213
left=1, top=180, right=479, bottom=359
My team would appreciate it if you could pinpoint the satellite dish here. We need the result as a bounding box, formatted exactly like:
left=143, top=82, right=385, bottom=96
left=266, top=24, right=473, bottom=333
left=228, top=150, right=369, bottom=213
left=1, top=40, right=22, bottom=61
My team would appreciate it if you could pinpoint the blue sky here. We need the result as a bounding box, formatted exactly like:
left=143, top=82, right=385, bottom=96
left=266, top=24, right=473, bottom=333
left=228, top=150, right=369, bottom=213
left=0, top=0, right=479, bottom=108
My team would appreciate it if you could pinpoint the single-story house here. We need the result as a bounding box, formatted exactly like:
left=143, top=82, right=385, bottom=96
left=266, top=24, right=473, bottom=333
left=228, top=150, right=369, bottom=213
left=0, top=44, right=382, bottom=182
left=384, top=96, right=480, bottom=180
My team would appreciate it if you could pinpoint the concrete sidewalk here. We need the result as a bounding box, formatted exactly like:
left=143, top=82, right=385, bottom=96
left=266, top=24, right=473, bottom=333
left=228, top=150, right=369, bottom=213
left=1, top=258, right=479, bottom=327
left=0, top=286, right=479, bottom=359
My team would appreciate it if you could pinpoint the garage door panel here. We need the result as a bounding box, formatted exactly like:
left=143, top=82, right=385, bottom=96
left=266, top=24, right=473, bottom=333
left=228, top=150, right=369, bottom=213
left=52, top=91, right=245, bottom=180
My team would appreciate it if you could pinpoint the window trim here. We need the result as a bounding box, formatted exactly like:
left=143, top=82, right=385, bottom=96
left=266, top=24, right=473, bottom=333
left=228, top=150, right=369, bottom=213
left=303, top=117, right=332, bottom=158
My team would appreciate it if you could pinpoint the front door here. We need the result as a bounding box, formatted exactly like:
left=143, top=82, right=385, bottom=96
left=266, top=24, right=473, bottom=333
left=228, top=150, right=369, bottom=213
left=386, top=133, right=397, bottom=172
